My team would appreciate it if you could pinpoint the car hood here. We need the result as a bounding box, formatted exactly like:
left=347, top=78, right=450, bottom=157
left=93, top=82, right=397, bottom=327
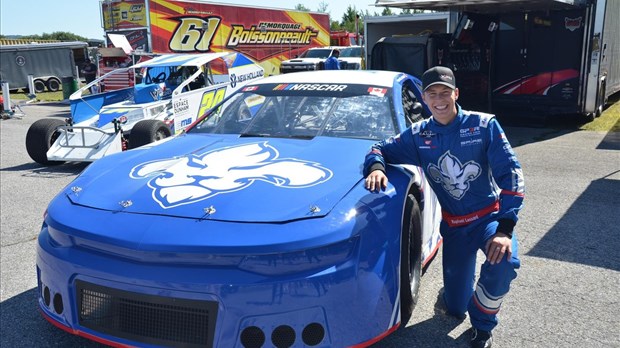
left=67, top=134, right=373, bottom=223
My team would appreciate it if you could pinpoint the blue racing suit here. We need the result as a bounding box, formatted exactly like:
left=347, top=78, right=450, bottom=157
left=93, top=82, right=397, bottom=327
left=364, top=105, right=524, bottom=331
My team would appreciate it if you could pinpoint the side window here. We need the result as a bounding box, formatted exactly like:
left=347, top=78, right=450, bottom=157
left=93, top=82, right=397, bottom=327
left=402, top=82, right=425, bottom=127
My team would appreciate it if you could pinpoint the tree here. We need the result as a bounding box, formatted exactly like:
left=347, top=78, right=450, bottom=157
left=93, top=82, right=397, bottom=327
left=317, top=1, right=329, bottom=13
left=381, top=7, right=394, bottom=16
left=19, top=31, right=89, bottom=42
left=294, top=4, right=310, bottom=12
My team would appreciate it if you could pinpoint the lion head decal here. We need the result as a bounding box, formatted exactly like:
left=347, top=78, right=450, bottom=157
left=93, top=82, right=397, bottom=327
left=427, top=151, right=481, bottom=200
left=130, top=142, right=333, bottom=208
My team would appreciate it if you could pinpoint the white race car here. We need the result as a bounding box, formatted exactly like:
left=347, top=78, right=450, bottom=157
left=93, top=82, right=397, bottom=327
left=25, top=52, right=264, bottom=165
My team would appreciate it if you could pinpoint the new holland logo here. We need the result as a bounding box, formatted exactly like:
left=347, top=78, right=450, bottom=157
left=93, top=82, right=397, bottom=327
left=129, top=142, right=333, bottom=208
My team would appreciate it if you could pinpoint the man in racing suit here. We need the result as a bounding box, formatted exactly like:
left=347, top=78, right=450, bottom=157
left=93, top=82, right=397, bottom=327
left=364, top=66, right=524, bottom=348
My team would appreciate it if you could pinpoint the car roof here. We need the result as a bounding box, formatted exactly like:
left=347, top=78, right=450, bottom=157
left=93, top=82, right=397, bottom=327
left=250, top=70, right=404, bottom=88
left=132, top=52, right=232, bottom=68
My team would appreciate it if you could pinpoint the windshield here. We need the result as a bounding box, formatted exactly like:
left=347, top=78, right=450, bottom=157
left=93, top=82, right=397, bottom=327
left=340, top=47, right=362, bottom=57
left=190, top=83, right=396, bottom=140
left=299, top=49, right=333, bottom=59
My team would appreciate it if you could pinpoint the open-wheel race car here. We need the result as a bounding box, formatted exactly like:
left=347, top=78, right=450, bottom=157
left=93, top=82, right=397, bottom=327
left=36, top=70, right=441, bottom=347
left=25, top=52, right=264, bottom=165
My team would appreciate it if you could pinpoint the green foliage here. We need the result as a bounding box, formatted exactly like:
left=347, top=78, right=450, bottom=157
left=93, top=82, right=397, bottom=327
left=294, top=4, right=310, bottom=12
left=381, top=7, right=394, bottom=16
left=17, top=31, right=89, bottom=42
left=317, top=1, right=329, bottom=13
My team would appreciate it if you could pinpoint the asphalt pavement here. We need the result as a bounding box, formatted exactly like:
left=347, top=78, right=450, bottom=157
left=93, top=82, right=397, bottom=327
left=1, top=103, right=619, bottom=348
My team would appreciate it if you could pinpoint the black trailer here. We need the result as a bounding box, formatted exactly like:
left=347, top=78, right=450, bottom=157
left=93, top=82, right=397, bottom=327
left=0, top=41, right=88, bottom=93
left=372, top=0, right=619, bottom=120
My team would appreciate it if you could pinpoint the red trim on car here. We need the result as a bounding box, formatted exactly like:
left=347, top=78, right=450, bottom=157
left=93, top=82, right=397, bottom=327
left=40, top=309, right=135, bottom=348
left=348, top=322, right=401, bottom=348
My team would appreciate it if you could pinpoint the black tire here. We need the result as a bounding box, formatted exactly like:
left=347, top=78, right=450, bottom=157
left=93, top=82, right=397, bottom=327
left=25, top=118, right=66, bottom=165
left=33, top=79, right=46, bottom=93
left=46, top=78, right=61, bottom=92
left=129, top=120, right=172, bottom=149
left=400, top=192, right=423, bottom=326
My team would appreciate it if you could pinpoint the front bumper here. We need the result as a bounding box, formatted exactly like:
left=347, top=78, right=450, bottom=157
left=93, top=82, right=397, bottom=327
left=36, top=213, right=402, bottom=348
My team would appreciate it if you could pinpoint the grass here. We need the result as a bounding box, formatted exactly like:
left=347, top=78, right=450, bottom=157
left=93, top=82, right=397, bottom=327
left=579, top=93, right=620, bottom=132
left=2, top=90, right=65, bottom=102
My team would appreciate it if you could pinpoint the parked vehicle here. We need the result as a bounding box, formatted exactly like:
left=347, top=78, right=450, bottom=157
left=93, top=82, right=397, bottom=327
left=25, top=52, right=264, bottom=165
left=0, top=41, right=88, bottom=93
left=371, top=0, right=620, bottom=119
left=339, top=45, right=364, bottom=70
left=279, top=46, right=345, bottom=73
left=36, top=70, right=442, bottom=348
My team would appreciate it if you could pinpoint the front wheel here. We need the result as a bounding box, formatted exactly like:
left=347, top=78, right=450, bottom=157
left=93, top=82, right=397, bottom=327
left=129, top=120, right=172, bottom=149
left=400, top=192, right=423, bottom=326
left=25, top=118, right=66, bottom=165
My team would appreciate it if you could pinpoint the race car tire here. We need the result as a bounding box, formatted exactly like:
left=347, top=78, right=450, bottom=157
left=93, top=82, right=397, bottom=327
left=31, top=79, right=47, bottom=94
left=25, top=118, right=66, bottom=165
left=46, top=77, right=61, bottom=92
left=129, top=120, right=172, bottom=149
left=400, top=192, right=423, bottom=327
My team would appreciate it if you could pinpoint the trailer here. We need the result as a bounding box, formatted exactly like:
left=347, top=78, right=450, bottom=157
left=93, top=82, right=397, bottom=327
left=0, top=41, right=88, bottom=93
left=372, top=0, right=620, bottom=119
left=100, top=0, right=331, bottom=76
left=364, top=11, right=455, bottom=71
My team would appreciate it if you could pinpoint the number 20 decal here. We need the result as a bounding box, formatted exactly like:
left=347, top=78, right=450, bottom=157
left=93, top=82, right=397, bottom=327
left=197, top=87, right=227, bottom=117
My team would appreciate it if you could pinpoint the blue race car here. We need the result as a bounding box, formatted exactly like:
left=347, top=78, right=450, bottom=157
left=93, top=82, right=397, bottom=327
left=36, top=70, right=442, bottom=348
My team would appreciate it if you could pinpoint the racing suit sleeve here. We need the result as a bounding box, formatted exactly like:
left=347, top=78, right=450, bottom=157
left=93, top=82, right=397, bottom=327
left=363, top=129, right=421, bottom=176
left=487, top=118, right=525, bottom=237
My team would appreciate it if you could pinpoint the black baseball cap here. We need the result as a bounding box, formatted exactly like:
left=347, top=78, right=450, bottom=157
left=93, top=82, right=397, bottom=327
left=422, top=66, right=456, bottom=91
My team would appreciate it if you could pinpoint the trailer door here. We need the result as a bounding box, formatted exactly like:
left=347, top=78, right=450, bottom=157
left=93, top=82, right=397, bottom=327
left=492, top=9, right=586, bottom=113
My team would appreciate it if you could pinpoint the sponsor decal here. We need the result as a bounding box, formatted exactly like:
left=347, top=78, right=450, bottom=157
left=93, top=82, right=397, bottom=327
left=173, top=98, right=190, bottom=114
left=565, top=17, right=582, bottom=32
left=129, top=142, right=333, bottom=208
left=420, top=130, right=435, bottom=138
left=460, top=127, right=481, bottom=137
left=243, top=86, right=259, bottom=92
left=227, top=23, right=319, bottom=47
left=285, top=84, right=348, bottom=92
left=460, top=138, right=483, bottom=147
left=230, top=70, right=264, bottom=88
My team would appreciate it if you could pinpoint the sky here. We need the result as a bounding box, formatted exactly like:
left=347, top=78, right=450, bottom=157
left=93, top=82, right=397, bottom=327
left=0, top=0, right=380, bottom=40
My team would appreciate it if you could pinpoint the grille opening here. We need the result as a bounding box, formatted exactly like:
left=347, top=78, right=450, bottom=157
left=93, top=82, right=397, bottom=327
left=240, top=326, right=265, bottom=348
left=43, top=286, right=51, bottom=307
left=76, top=280, right=218, bottom=348
left=53, top=293, right=64, bottom=314
left=271, top=325, right=296, bottom=348
left=302, top=323, right=325, bottom=346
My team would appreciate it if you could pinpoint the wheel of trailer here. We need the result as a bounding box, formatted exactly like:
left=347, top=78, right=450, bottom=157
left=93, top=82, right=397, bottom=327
left=400, top=192, right=423, bottom=327
left=129, top=120, right=172, bottom=149
left=46, top=77, right=61, bottom=92
left=33, top=79, right=46, bottom=93
left=595, top=81, right=606, bottom=118
left=25, top=118, right=66, bottom=165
